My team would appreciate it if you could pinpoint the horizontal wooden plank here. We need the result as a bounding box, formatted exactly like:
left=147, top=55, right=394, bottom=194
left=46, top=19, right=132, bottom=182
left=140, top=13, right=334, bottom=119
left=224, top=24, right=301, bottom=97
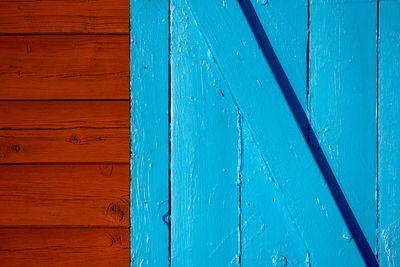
left=0, top=35, right=129, bottom=100
left=0, top=227, right=129, bottom=266
left=0, top=0, right=129, bottom=34
left=378, top=2, right=400, bottom=265
left=0, top=128, right=129, bottom=163
left=0, top=164, right=129, bottom=226
left=0, top=101, right=129, bottom=129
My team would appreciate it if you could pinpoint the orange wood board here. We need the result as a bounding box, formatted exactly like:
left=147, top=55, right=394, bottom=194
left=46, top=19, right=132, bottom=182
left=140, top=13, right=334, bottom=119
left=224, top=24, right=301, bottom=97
left=0, top=128, right=129, bottom=163
left=0, top=164, right=129, bottom=226
left=0, top=228, right=130, bottom=267
left=0, top=101, right=129, bottom=129
left=0, top=0, right=129, bottom=34
left=0, top=35, right=129, bottom=100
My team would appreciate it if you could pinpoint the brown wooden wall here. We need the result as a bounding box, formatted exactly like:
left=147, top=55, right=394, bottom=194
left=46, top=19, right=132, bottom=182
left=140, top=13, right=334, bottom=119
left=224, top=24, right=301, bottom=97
left=0, top=1, right=130, bottom=266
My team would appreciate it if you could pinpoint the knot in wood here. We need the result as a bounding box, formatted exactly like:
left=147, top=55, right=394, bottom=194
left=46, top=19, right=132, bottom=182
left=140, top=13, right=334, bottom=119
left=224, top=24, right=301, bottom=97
left=13, top=145, right=21, bottom=152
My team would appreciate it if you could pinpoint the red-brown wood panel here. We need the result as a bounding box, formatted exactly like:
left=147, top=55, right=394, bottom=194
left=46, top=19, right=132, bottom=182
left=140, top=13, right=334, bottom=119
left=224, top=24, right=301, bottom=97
left=0, top=164, right=129, bottom=226
left=0, top=0, right=130, bottom=265
left=0, top=228, right=130, bottom=267
left=0, top=0, right=129, bottom=34
left=0, top=101, right=130, bottom=163
left=0, top=101, right=129, bottom=129
left=0, top=128, right=129, bottom=163
left=0, top=35, right=129, bottom=100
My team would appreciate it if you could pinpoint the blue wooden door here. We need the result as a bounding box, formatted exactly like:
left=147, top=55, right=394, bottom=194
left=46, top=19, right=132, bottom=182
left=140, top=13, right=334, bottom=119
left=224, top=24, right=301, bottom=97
left=131, top=0, right=400, bottom=266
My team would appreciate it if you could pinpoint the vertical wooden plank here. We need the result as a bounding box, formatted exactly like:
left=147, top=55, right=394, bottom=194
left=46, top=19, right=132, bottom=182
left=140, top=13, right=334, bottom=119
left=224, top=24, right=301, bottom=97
left=170, top=2, right=240, bottom=265
left=310, top=0, right=377, bottom=256
left=378, top=1, right=400, bottom=265
left=131, top=0, right=169, bottom=265
left=241, top=1, right=309, bottom=265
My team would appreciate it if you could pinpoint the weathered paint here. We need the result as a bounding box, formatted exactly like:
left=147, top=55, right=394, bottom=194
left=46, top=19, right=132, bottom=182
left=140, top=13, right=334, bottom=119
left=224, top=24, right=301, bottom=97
left=170, top=3, right=240, bottom=265
left=310, top=0, right=378, bottom=257
left=378, top=1, right=400, bottom=266
left=173, top=0, right=364, bottom=265
left=131, top=0, right=169, bottom=265
left=130, top=0, right=400, bottom=265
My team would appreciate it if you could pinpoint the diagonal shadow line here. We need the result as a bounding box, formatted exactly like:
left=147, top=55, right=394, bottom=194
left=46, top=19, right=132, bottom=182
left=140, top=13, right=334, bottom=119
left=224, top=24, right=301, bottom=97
left=239, top=0, right=378, bottom=266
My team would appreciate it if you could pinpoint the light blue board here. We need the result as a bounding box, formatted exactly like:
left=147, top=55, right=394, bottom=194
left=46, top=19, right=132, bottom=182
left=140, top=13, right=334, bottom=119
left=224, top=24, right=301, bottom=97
left=131, top=0, right=169, bottom=265
left=170, top=3, right=240, bottom=266
left=310, top=0, right=377, bottom=259
left=181, top=0, right=364, bottom=265
left=241, top=1, right=310, bottom=265
left=378, top=1, right=400, bottom=265
left=248, top=0, right=308, bottom=110
left=241, top=121, right=310, bottom=266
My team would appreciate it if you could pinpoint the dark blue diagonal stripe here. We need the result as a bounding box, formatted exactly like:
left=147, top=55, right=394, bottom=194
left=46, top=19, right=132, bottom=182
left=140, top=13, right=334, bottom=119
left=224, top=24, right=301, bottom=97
left=238, top=0, right=378, bottom=266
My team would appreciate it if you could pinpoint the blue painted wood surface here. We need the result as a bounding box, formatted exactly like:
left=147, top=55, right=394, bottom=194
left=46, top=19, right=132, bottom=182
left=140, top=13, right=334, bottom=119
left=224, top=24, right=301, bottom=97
left=131, top=0, right=169, bottom=265
left=241, top=1, right=310, bottom=265
left=170, top=3, right=240, bottom=265
left=241, top=122, right=311, bottom=266
left=130, top=0, right=400, bottom=265
left=173, top=0, right=363, bottom=265
left=310, top=0, right=378, bottom=256
left=379, top=1, right=400, bottom=265
left=249, top=0, right=308, bottom=109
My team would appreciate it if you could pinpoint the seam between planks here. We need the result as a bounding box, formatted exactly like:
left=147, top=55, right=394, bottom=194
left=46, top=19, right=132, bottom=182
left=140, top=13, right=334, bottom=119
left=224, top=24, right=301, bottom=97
left=0, top=162, right=129, bottom=166
left=376, top=0, right=380, bottom=262
left=0, top=33, right=129, bottom=36
left=0, top=226, right=130, bottom=230
left=0, top=127, right=128, bottom=131
left=236, top=109, right=243, bottom=266
left=0, top=99, right=130, bottom=102
left=0, top=162, right=129, bottom=165
left=306, top=0, right=311, bottom=143
left=168, top=0, right=172, bottom=264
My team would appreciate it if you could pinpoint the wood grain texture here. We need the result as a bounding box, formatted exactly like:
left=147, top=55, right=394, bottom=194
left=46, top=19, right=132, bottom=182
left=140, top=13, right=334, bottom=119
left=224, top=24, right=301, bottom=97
left=0, top=101, right=129, bottom=163
left=130, top=0, right=169, bottom=265
left=171, top=4, right=240, bottom=265
left=0, top=228, right=130, bottom=267
left=0, top=0, right=129, bottom=34
left=310, top=0, right=377, bottom=253
left=0, top=164, right=129, bottom=226
left=0, top=0, right=131, bottom=265
left=378, top=1, right=400, bottom=265
left=181, top=0, right=365, bottom=264
left=0, top=101, right=129, bottom=129
left=0, top=128, right=129, bottom=163
left=0, top=35, right=129, bottom=100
